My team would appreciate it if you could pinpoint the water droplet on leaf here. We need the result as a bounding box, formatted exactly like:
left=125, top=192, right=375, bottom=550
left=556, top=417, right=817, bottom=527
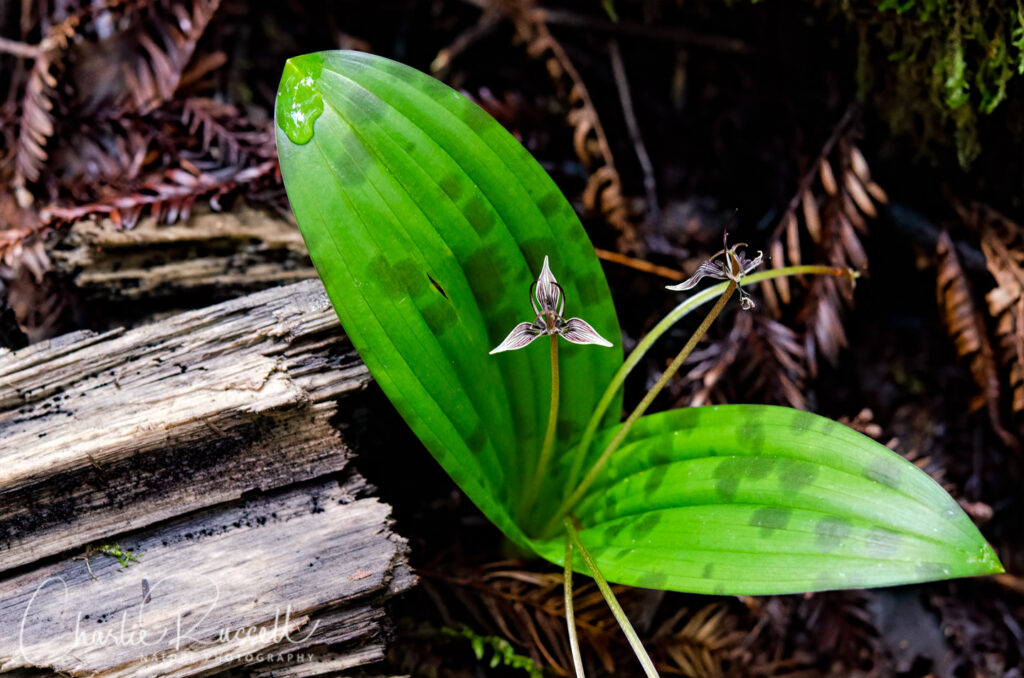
left=276, top=54, right=325, bottom=145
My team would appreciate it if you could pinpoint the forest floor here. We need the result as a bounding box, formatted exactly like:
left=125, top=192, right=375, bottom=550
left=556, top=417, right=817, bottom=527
left=2, top=1, right=1022, bottom=676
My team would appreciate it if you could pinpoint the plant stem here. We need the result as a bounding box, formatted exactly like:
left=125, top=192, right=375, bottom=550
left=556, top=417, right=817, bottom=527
left=521, top=335, right=560, bottom=522
left=564, top=535, right=585, bottom=678
left=543, top=281, right=737, bottom=537
left=562, top=264, right=853, bottom=500
left=564, top=518, right=659, bottom=678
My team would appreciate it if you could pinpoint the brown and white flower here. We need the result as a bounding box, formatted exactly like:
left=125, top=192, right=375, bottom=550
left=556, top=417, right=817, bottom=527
left=667, top=236, right=763, bottom=310
left=490, top=256, right=613, bottom=354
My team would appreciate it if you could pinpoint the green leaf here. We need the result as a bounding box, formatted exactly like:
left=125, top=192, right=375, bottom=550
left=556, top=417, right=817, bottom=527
left=275, top=51, right=622, bottom=546
left=533, top=405, right=1003, bottom=594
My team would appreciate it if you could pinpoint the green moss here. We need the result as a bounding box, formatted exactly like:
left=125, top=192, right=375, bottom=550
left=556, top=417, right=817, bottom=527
left=442, top=627, right=544, bottom=677
left=99, top=544, right=143, bottom=567
left=858, top=0, right=1024, bottom=166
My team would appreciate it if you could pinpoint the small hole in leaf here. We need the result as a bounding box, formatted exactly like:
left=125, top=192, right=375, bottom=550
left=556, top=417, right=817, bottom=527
left=428, top=274, right=449, bottom=300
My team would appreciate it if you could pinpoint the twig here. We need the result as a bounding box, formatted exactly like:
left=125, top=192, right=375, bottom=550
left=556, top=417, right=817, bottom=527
left=608, top=40, right=659, bottom=225
left=593, top=247, right=684, bottom=281
left=994, top=573, right=1024, bottom=596
left=490, top=0, right=638, bottom=245
left=0, top=36, right=45, bottom=59
left=533, top=12, right=617, bottom=174
left=449, top=0, right=750, bottom=53
left=74, top=552, right=98, bottom=581
left=540, top=8, right=748, bottom=53
left=431, top=7, right=504, bottom=77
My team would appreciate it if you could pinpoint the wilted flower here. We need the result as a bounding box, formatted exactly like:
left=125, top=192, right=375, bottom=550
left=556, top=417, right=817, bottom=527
left=490, top=256, right=613, bottom=354
left=666, top=235, right=763, bottom=310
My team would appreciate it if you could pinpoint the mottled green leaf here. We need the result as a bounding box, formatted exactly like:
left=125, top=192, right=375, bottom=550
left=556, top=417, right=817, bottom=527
left=533, top=405, right=1003, bottom=594
left=275, top=51, right=622, bottom=545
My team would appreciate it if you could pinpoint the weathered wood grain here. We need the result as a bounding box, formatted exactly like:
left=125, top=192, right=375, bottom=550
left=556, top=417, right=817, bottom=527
left=0, top=478, right=412, bottom=676
left=0, top=280, right=416, bottom=675
left=50, top=206, right=316, bottom=307
left=0, top=279, right=371, bottom=573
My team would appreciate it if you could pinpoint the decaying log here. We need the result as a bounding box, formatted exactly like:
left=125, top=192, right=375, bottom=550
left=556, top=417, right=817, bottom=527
left=0, top=279, right=371, bottom=571
left=1, top=478, right=413, bottom=676
left=0, top=281, right=414, bottom=676
left=50, top=206, right=316, bottom=311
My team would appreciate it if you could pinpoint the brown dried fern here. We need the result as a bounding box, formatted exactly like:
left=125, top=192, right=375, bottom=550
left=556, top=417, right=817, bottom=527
left=122, top=0, right=222, bottom=113
left=178, top=97, right=275, bottom=165
left=650, top=603, right=742, bottom=677
left=492, top=0, right=641, bottom=250
left=678, top=311, right=809, bottom=409
left=740, top=590, right=880, bottom=676
left=12, top=17, right=79, bottom=192
left=761, top=109, right=886, bottom=377
left=678, top=312, right=749, bottom=408
left=672, top=113, right=883, bottom=407
left=40, top=159, right=277, bottom=228
left=743, top=315, right=809, bottom=410
left=936, top=229, right=1019, bottom=451
left=976, top=207, right=1024, bottom=421
left=423, top=560, right=624, bottom=675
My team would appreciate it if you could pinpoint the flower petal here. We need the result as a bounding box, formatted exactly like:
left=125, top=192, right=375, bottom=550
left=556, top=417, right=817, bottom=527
left=665, top=261, right=727, bottom=291
left=741, top=249, right=764, bottom=275
left=560, top=318, right=613, bottom=347
left=489, top=322, right=543, bottom=354
left=534, top=256, right=563, bottom=314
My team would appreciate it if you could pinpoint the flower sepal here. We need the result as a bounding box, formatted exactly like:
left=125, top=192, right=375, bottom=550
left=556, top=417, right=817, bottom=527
left=490, top=256, right=613, bottom=354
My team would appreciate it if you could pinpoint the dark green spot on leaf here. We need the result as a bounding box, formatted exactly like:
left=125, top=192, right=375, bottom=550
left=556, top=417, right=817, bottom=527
left=462, top=195, right=495, bottom=236
left=632, top=512, right=661, bottom=539
left=603, top=521, right=626, bottom=543
left=536, top=191, right=562, bottom=218
left=738, top=421, right=766, bottom=453
left=864, top=456, right=902, bottom=490
left=465, top=422, right=487, bottom=455
left=673, top=407, right=702, bottom=431
left=643, top=465, right=669, bottom=498
left=749, top=507, right=791, bottom=537
left=438, top=174, right=461, bottom=200
left=778, top=460, right=819, bottom=492
left=815, top=517, right=852, bottom=552
left=790, top=410, right=816, bottom=434
left=865, top=526, right=902, bottom=558
left=745, top=456, right=774, bottom=479
left=636, top=571, right=668, bottom=589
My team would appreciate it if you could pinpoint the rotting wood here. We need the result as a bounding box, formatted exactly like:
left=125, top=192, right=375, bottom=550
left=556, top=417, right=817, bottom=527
left=0, top=478, right=413, bottom=676
left=0, top=280, right=373, bottom=573
left=0, top=280, right=415, bottom=675
left=49, top=205, right=316, bottom=312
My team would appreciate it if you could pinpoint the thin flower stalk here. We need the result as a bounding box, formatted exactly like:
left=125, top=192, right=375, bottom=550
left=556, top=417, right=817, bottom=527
left=564, top=518, right=659, bottom=678
left=520, top=335, right=560, bottom=521
left=490, top=256, right=613, bottom=521
left=564, top=535, right=585, bottom=678
left=560, top=264, right=856, bottom=501
left=546, top=282, right=737, bottom=535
